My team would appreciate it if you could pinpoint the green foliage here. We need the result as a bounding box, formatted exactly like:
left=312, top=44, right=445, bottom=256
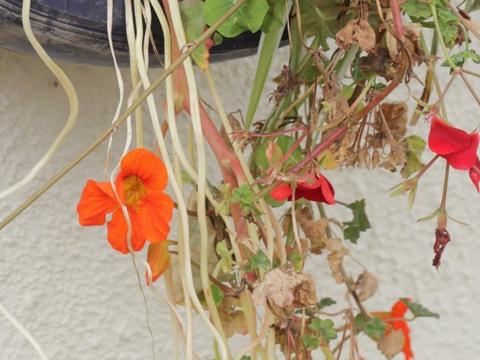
left=317, top=297, right=337, bottom=310
left=401, top=135, right=426, bottom=179
left=244, top=250, right=270, bottom=271
left=441, top=50, right=480, bottom=70
left=216, top=240, right=235, bottom=273
left=308, top=318, right=338, bottom=343
left=400, top=298, right=440, bottom=319
left=260, top=0, right=286, bottom=33
left=301, top=334, right=320, bottom=349
left=343, top=199, right=371, bottom=243
left=256, top=135, right=303, bottom=172
left=365, top=316, right=387, bottom=338
left=211, top=284, right=225, bottom=306
left=354, top=315, right=386, bottom=338
left=400, top=0, right=432, bottom=19
left=232, top=184, right=255, bottom=213
left=204, top=0, right=268, bottom=38
left=297, top=0, right=331, bottom=49
left=179, top=0, right=211, bottom=70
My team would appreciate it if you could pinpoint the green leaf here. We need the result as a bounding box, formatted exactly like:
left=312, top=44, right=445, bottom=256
left=250, top=250, right=271, bottom=270
left=180, top=0, right=212, bottom=70
left=400, top=298, right=440, bottom=319
left=276, top=135, right=303, bottom=169
left=182, top=170, right=195, bottom=185
left=287, top=251, right=303, bottom=270
left=255, top=135, right=302, bottom=172
left=260, top=0, right=286, bottom=33
left=266, top=141, right=283, bottom=166
left=308, top=318, right=338, bottom=343
left=210, top=284, right=225, bottom=306
left=441, top=51, right=467, bottom=68
left=364, top=316, right=387, bottom=339
left=468, top=51, right=480, bottom=64
left=343, top=199, right=371, bottom=243
left=317, top=297, right=337, bottom=310
left=301, top=334, right=320, bottom=349
left=297, top=0, right=330, bottom=49
left=232, top=184, right=255, bottom=213
left=400, top=0, right=432, bottom=19
left=216, top=240, right=235, bottom=273
left=401, top=135, right=426, bottom=179
left=204, top=0, right=268, bottom=38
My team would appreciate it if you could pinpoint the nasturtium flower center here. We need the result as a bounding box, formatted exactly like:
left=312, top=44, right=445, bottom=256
left=123, top=175, right=148, bottom=212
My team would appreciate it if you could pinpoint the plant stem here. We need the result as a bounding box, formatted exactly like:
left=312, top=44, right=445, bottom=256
left=0, top=0, right=247, bottom=231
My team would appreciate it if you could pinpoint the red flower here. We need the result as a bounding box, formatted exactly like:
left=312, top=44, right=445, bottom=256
left=77, top=149, right=174, bottom=254
left=373, top=300, right=414, bottom=360
left=270, top=171, right=335, bottom=204
left=428, top=115, right=480, bottom=190
left=391, top=300, right=414, bottom=360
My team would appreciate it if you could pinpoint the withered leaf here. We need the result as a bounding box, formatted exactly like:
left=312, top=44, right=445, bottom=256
left=375, top=102, right=408, bottom=142
left=324, top=238, right=349, bottom=284
left=335, top=19, right=376, bottom=53
left=355, top=271, right=379, bottom=301
left=378, top=329, right=405, bottom=359
left=218, top=299, right=248, bottom=338
left=251, top=262, right=317, bottom=309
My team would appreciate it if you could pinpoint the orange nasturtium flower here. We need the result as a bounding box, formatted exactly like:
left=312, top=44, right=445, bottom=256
left=373, top=300, right=414, bottom=360
left=77, top=149, right=174, bottom=254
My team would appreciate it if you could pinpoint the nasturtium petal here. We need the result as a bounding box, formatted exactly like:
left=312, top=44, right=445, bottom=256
left=428, top=116, right=471, bottom=155
left=146, top=241, right=173, bottom=284
left=107, top=209, right=147, bottom=254
left=143, top=193, right=174, bottom=243
left=117, top=149, right=168, bottom=194
left=106, top=210, right=130, bottom=254
left=204, top=0, right=269, bottom=38
left=77, top=180, right=118, bottom=226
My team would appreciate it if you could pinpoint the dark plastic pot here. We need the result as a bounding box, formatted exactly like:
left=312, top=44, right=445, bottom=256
left=0, top=0, right=277, bottom=67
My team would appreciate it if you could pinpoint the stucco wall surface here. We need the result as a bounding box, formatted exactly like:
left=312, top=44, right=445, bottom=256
left=1, top=41, right=480, bottom=360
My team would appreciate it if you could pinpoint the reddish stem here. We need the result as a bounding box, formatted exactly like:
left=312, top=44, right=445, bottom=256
left=291, top=79, right=400, bottom=172
left=390, top=0, right=405, bottom=40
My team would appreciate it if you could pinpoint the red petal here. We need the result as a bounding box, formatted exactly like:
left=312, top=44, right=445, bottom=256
left=290, top=174, right=335, bottom=204
left=428, top=116, right=471, bottom=155
left=270, top=184, right=292, bottom=201
left=107, top=209, right=147, bottom=254
left=116, top=149, right=168, bottom=199
left=469, top=159, right=480, bottom=192
left=146, top=241, right=173, bottom=284
left=297, top=175, right=322, bottom=190
left=443, top=130, right=479, bottom=170
left=143, top=193, right=174, bottom=243
left=77, top=180, right=118, bottom=226
left=391, top=300, right=414, bottom=360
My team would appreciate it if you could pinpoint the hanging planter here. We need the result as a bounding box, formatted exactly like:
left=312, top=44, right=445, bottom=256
left=0, top=0, right=285, bottom=66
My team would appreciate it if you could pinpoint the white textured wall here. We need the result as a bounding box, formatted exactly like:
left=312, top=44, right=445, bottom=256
left=1, top=42, right=480, bottom=360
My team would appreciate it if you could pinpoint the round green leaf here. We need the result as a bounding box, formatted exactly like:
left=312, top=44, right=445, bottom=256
left=204, top=0, right=268, bottom=38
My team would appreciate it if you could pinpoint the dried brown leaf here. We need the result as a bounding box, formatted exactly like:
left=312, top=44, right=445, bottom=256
left=375, top=102, right=408, bottom=142
left=378, top=329, right=405, bottom=359
left=251, top=262, right=317, bottom=309
left=217, top=298, right=248, bottom=339
left=335, top=19, right=376, bottom=53
left=355, top=271, right=379, bottom=301
left=324, top=238, right=349, bottom=284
